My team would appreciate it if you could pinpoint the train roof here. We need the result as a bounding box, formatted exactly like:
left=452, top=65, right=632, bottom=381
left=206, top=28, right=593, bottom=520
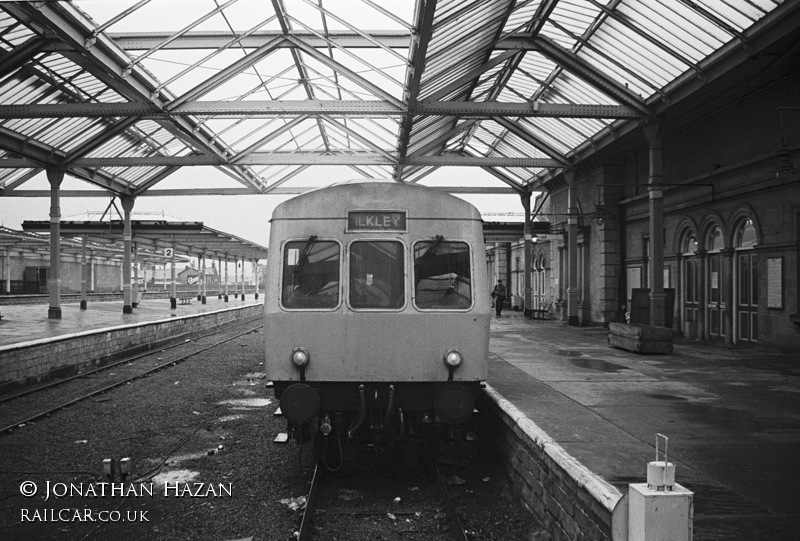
left=271, top=180, right=482, bottom=222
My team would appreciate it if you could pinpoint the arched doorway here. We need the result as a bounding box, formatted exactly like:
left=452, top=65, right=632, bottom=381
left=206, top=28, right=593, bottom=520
left=734, top=219, right=758, bottom=344
left=705, top=225, right=725, bottom=340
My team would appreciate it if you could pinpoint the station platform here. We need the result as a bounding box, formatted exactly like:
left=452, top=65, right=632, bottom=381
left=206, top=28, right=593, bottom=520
left=0, top=294, right=262, bottom=348
left=489, top=311, right=800, bottom=540
left=1, top=296, right=797, bottom=539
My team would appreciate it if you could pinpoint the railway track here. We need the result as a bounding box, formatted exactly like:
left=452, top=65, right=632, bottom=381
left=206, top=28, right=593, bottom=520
left=295, top=446, right=469, bottom=541
left=0, top=318, right=263, bottom=435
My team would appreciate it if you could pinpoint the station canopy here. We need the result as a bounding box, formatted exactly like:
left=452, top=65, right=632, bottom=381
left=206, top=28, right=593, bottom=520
left=21, top=211, right=268, bottom=263
left=0, top=1, right=792, bottom=199
left=1, top=224, right=190, bottom=266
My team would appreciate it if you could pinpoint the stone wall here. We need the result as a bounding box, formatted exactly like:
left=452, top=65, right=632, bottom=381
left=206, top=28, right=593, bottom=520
left=0, top=304, right=263, bottom=393
left=481, top=384, right=622, bottom=541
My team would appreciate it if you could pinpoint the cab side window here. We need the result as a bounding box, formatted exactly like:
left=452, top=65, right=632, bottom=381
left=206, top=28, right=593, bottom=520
left=282, top=239, right=340, bottom=309
left=414, top=239, right=472, bottom=309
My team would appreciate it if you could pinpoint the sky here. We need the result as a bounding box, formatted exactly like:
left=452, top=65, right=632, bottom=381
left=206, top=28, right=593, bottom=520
left=0, top=166, right=526, bottom=249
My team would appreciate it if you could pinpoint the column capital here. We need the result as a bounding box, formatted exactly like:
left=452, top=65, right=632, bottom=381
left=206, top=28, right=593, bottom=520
left=120, top=195, right=135, bottom=213
left=46, top=167, right=65, bottom=187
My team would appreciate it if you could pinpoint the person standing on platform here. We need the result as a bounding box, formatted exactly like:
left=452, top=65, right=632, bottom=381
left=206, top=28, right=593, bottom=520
left=491, top=279, right=506, bottom=317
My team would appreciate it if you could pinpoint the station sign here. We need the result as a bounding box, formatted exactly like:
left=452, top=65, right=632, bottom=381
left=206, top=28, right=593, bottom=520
left=347, top=211, right=406, bottom=232
left=534, top=234, right=563, bottom=241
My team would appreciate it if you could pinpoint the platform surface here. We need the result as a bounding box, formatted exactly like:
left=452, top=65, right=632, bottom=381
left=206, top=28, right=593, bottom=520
left=2, top=297, right=798, bottom=539
left=488, top=311, right=800, bottom=540
left=0, top=294, right=262, bottom=348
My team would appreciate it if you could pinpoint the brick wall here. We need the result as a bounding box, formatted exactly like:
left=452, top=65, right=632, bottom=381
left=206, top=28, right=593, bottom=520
left=0, top=305, right=263, bottom=392
left=480, top=384, right=622, bottom=541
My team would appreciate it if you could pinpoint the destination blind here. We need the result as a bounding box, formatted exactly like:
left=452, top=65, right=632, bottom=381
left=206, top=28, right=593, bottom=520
left=347, top=211, right=406, bottom=231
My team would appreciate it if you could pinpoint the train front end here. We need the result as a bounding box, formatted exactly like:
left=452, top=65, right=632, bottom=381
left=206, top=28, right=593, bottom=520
left=264, top=180, right=490, bottom=449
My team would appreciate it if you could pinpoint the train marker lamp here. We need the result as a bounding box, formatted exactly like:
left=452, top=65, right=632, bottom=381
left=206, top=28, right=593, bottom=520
left=291, top=347, right=309, bottom=381
left=444, top=348, right=463, bottom=381
left=291, top=347, right=309, bottom=367
left=444, top=349, right=463, bottom=368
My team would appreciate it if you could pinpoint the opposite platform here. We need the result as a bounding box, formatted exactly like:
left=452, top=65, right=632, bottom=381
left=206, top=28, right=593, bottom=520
left=488, top=311, right=800, bottom=540
left=0, top=294, right=262, bottom=348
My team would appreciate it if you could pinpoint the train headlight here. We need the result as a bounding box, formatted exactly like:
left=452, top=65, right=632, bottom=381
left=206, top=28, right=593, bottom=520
left=444, top=349, right=463, bottom=368
left=291, top=347, right=309, bottom=368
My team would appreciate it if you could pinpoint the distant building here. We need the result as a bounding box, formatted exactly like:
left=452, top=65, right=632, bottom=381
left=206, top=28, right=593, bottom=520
left=176, top=264, right=219, bottom=286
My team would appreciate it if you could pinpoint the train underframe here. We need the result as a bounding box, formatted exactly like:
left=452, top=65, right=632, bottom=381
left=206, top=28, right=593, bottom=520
left=273, top=380, right=482, bottom=468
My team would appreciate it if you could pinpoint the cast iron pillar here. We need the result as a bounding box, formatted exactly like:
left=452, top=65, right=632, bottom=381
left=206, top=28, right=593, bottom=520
left=644, top=120, right=666, bottom=327
left=80, top=235, right=88, bottom=310
left=132, top=242, right=139, bottom=308
left=170, top=240, right=177, bottom=309
left=224, top=254, right=229, bottom=302
left=201, top=251, right=207, bottom=304
left=566, top=169, right=580, bottom=326
left=47, top=168, right=64, bottom=319
left=522, top=191, right=533, bottom=318
left=121, top=196, right=135, bottom=314
left=254, top=259, right=259, bottom=300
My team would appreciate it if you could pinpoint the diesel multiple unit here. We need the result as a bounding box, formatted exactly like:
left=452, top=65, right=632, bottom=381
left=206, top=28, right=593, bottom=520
left=264, top=180, right=490, bottom=459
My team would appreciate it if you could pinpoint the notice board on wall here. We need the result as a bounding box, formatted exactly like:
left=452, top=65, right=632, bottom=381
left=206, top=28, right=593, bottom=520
left=767, top=257, right=783, bottom=309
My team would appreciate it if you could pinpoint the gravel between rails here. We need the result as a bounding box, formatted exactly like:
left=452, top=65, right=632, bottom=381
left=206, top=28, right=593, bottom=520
left=0, top=323, right=539, bottom=541
left=1, top=326, right=312, bottom=541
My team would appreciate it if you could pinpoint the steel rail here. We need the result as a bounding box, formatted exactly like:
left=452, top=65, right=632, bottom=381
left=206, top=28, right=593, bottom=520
left=297, top=463, right=322, bottom=541
left=293, top=454, right=467, bottom=540
left=435, top=465, right=469, bottom=541
left=0, top=323, right=263, bottom=435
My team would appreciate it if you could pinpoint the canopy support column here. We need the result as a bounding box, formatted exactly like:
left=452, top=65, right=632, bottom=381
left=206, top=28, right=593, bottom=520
left=201, top=251, right=207, bottom=304
left=218, top=257, right=223, bottom=299
left=132, top=242, right=139, bottom=308
left=120, top=196, right=135, bottom=314
left=522, top=191, right=533, bottom=319
left=80, top=235, right=87, bottom=310
left=170, top=241, right=177, bottom=308
left=224, top=254, right=229, bottom=302
left=47, top=167, right=64, bottom=320
left=3, top=250, right=10, bottom=294
left=254, top=259, right=259, bottom=300
left=566, top=169, right=579, bottom=326
left=645, top=120, right=666, bottom=327
left=241, top=260, right=246, bottom=301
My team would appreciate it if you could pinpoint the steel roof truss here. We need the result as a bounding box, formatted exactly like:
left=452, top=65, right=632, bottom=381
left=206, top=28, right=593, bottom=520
left=321, top=115, right=396, bottom=161
left=129, top=0, right=243, bottom=70
left=166, top=36, right=285, bottom=110
left=492, top=116, right=568, bottom=165
left=301, top=0, right=409, bottom=67
left=532, top=35, right=651, bottom=116
left=285, top=36, right=405, bottom=110
left=232, top=115, right=310, bottom=162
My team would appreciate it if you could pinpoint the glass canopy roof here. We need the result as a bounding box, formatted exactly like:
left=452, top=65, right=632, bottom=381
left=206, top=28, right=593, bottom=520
left=0, top=0, right=788, bottom=198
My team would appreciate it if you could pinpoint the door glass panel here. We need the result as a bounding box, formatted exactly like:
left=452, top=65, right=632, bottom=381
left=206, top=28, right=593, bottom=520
left=739, top=312, right=749, bottom=340
left=349, top=241, right=405, bottom=309
left=738, top=255, right=749, bottom=304
left=711, top=309, right=719, bottom=334
left=685, top=259, right=694, bottom=302
left=710, top=256, right=720, bottom=303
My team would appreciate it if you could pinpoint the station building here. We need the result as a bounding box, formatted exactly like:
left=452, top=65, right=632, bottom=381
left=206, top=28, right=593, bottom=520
left=486, top=25, right=800, bottom=351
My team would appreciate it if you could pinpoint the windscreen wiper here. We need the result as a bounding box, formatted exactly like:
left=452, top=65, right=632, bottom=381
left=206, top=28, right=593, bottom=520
left=415, top=235, right=443, bottom=268
left=294, top=235, right=317, bottom=277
